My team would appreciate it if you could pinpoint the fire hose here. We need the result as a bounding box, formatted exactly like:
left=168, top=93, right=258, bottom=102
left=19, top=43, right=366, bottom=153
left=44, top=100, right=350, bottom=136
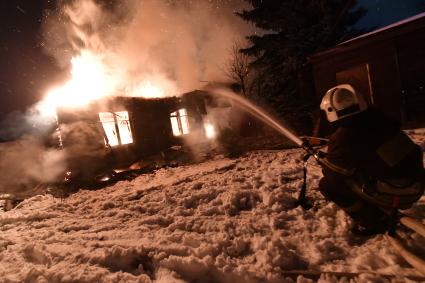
left=204, top=88, right=425, bottom=275
left=296, top=137, right=326, bottom=209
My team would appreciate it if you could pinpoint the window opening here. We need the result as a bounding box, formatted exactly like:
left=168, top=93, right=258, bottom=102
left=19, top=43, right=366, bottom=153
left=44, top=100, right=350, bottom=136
left=115, top=111, right=133, bottom=145
left=170, top=108, right=190, bottom=136
left=99, top=111, right=133, bottom=146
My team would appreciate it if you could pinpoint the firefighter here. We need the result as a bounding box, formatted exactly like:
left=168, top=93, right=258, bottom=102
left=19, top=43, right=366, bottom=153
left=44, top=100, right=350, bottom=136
left=318, top=84, right=425, bottom=235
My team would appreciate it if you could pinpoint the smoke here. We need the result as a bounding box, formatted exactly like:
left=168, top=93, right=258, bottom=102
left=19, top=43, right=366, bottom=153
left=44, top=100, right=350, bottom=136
left=0, top=118, right=112, bottom=197
left=59, top=121, right=113, bottom=181
left=0, top=103, right=66, bottom=198
left=0, top=106, right=58, bottom=142
left=0, top=111, right=31, bottom=142
left=41, top=0, right=252, bottom=96
left=0, top=0, right=253, bottom=198
left=0, top=136, right=66, bottom=198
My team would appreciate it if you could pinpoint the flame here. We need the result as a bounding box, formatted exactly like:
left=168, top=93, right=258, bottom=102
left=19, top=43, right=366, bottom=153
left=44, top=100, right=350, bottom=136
left=131, top=81, right=165, bottom=99
left=38, top=50, right=117, bottom=116
left=37, top=49, right=174, bottom=119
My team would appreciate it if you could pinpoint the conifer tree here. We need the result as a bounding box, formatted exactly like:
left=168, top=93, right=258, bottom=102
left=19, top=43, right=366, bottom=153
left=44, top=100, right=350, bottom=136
left=237, top=0, right=366, bottom=133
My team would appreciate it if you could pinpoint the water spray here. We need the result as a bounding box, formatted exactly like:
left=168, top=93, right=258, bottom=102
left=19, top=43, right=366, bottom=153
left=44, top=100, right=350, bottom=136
left=205, top=87, right=304, bottom=146
left=204, top=87, right=324, bottom=153
left=203, top=88, right=425, bottom=273
left=205, top=87, right=324, bottom=208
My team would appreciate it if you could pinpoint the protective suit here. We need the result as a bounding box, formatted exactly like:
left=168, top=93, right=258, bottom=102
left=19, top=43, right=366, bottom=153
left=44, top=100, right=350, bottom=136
left=319, top=85, right=424, bottom=234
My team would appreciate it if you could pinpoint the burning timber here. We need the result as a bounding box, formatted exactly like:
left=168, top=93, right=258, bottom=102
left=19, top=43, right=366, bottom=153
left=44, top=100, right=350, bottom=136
left=55, top=91, right=213, bottom=184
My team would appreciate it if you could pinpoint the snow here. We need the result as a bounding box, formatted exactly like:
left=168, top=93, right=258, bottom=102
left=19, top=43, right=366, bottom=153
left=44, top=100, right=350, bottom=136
left=0, top=136, right=424, bottom=282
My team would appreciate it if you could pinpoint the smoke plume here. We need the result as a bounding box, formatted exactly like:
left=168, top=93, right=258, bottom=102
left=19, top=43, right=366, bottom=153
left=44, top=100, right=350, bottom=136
left=42, top=0, right=252, bottom=96
left=0, top=136, right=66, bottom=198
left=0, top=0, right=252, bottom=198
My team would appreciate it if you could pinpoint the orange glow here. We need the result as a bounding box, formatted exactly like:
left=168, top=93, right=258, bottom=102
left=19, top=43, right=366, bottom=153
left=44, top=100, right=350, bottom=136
left=204, top=122, right=216, bottom=139
left=115, top=111, right=133, bottom=145
left=131, top=81, right=165, bottom=98
left=98, top=111, right=133, bottom=147
left=38, top=50, right=117, bottom=116
left=99, top=112, right=120, bottom=146
left=37, top=49, right=171, bottom=118
left=170, top=108, right=190, bottom=136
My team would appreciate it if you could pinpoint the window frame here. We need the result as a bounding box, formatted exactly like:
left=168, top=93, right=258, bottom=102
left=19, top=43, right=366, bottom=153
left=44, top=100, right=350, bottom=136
left=99, top=111, right=134, bottom=147
left=170, top=108, right=190, bottom=136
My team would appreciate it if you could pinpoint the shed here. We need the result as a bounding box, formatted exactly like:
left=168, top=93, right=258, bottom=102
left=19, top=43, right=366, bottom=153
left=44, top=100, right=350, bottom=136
left=310, top=12, right=425, bottom=130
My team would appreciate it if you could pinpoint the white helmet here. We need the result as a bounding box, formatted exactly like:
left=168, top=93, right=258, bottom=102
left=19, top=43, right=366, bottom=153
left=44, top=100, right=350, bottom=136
left=320, top=84, right=368, bottom=123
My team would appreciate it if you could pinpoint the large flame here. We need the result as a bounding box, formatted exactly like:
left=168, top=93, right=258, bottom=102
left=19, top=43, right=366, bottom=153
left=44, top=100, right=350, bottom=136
left=37, top=49, right=171, bottom=118
left=37, top=50, right=116, bottom=117
left=131, top=81, right=165, bottom=99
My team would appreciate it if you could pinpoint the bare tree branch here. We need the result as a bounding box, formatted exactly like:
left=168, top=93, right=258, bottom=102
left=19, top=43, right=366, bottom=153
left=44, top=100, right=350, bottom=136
left=225, top=41, right=252, bottom=97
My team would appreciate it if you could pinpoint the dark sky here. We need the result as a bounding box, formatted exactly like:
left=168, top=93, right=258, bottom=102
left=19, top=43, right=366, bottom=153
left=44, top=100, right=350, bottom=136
left=1, top=0, right=425, bottom=121
left=0, top=0, right=60, bottom=119
left=356, top=0, right=425, bottom=29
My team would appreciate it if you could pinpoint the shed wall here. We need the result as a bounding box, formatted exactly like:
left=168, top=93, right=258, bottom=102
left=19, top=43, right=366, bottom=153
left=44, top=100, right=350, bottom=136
left=311, top=20, right=425, bottom=132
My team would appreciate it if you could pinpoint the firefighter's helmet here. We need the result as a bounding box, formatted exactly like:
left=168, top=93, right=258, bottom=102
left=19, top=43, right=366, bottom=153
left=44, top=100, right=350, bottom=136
left=320, top=84, right=368, bottom=123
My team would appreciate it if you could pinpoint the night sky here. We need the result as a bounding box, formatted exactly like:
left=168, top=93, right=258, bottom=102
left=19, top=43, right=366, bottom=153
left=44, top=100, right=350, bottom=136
left=356, top=0, right=425, bottom=29
left=1, top=0, right=425, bottom=121
left=0, top=0, right=62, bottom=120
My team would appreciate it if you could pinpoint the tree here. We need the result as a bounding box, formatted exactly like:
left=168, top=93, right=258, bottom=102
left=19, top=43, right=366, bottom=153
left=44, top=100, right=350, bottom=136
left=237, top=0, right=367, bottom=133
left=225, top=41, right=252, bottom=97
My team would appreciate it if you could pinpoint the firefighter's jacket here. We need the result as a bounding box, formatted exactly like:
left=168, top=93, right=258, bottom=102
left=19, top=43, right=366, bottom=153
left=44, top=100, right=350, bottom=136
left=321, top=108, right=425, bottom=209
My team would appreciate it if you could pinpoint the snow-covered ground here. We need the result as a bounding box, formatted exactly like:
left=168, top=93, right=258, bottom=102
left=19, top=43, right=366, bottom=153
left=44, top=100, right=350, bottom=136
left=0, top=130, right=425, bottom=282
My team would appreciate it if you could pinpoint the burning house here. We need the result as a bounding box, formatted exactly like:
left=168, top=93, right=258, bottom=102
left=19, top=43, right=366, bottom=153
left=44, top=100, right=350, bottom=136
left=55, top=90, right=216, bottom=183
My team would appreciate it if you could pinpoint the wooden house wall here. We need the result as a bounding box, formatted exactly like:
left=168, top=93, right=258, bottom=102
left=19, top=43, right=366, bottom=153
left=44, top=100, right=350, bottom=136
left=57, top=95, right=208, bottom=168
left=126, top=99, right=176, bottom=155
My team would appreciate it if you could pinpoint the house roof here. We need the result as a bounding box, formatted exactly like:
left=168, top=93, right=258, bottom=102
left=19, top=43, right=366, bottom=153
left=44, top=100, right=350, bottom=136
left=309, top=12, right=425, bottom=62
